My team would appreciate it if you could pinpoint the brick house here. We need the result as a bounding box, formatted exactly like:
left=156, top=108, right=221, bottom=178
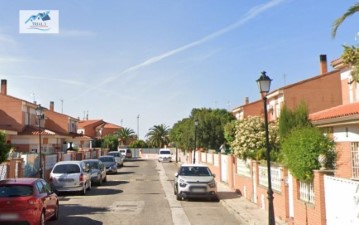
left=310, top=58, right=359, bottom=180
left=77, top=119, right=122, bottom=139
left=0, top=79, right=90, bottom=153
left=232, top=55, right=342, bottom=122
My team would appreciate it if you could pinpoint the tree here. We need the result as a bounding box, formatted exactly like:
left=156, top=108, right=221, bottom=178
left=0, top=132, right=11, bottom=163
left=278, top=101, right=311, bottom=139
left=129, top=140, right=148, bottom=148
left=102, top=134, right=118, bottom=151
left=146, top=124, right=170, bottom=148
left=332, top=2, right=359, bottom=38
left=231, top=116, right=280, bottom=161
left=116, top=127, right=135, bottom=146
left=281, top=127, right=336, bottom=182
left=170, top=108, right=235, bottom=151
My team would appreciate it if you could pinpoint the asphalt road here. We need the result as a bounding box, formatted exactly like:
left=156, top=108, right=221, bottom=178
left=48, top=159, right=240, bottom=225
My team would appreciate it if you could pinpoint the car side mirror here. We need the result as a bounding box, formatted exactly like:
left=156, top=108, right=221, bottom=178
left=175, top=172, right=178, bottom=177
left=212, top=173, right=216, bottom=178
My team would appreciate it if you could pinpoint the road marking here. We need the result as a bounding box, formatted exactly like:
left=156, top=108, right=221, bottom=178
left=108, top=200, right=145, bottom=214
left=157, top=162, right=191, bottom=225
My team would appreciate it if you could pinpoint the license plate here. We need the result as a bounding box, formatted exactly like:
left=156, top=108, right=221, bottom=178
left=0, top=213, right=19, bottom=220
left=192, top=188, right=205, bottom=193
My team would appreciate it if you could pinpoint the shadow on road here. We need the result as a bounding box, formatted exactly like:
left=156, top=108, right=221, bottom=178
left=101, top=180, right=129, bottom=186
left=217, top=190, right=242, bottom=200
left=116, top=171, right=135, bottom=175
left=47, top=207, right=105, bottom=225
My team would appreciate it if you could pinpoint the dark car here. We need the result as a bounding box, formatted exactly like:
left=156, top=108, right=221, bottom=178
left=0, top=178, right=59, bottom=225
left=83, top=159, right=107, bottom=185
left=99, top=155, right=118, bottom=174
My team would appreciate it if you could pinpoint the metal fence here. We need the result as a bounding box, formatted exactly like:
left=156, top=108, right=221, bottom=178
left=258, top=165, right=282, bottom=192
left=299, top=180, right=315, bottom=204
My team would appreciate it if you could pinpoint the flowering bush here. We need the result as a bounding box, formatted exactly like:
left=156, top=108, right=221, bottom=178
left=231, top=116, right=279, bottom=161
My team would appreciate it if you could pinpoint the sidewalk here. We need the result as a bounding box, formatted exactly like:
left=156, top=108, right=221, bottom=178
left=216, top=182, right=289, bottom=225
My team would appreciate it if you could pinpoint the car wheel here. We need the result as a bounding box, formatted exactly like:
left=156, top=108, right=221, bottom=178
left=51, top=203, right=59, bottom=220
left=81, top=184, right=86, bottom=195
left=174, top=185, right=177, bottom=195
left=88, top=180, right=92, bottom=190
left=176, top=193, right=182, bottom=201
left=39, top=211, right=45, bottom=225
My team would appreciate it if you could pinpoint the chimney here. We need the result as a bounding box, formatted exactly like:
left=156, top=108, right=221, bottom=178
left=50, top=101, right=54, bottom=111
left=1, top=80, right=7, bottom=95
left=320, top=54, right=328, bottom=74
left=244, top=97, right=249, bottom=105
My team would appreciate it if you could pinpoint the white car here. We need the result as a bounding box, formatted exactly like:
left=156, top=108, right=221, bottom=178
left=158, top=148, right=172, bottom=162
left=174, top=164, right=217, bottom=201
left=50, top=160, right=91, bottom=195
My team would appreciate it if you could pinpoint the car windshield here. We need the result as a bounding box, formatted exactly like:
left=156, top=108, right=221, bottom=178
left=0, top=185, right=33, bottom=197
left=84, top=161, right=98, bottom=169
left=179, top=166, right=212, bottom=176
left=53, top=164, right=80, bottom=174
left=160, top=151, right=171, bottom=155
left=108, top=153, right=120, bottom=157
left=99, top=157, right=114, bottom=162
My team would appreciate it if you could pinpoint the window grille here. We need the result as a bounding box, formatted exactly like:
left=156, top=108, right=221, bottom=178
left=351, top=142, right=359, bottom=179
left=299, top=180, right=314, bottom=204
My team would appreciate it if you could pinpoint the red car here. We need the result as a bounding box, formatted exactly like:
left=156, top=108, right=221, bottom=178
left=0, top=178, right=59, bottom=225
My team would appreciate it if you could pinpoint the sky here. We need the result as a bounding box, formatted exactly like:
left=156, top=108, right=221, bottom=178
left=0, top=0, right=358, bottom=139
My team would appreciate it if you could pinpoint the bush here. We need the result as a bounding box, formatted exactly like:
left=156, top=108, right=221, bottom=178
left=281, top=127, right=335, bottom=182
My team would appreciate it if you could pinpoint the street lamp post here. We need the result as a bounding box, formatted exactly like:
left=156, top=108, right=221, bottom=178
left=137, top=114, right=140, bottom=140
left=35, top=104, right=44, bottom=179
left=193, top=119, right=199, bottom=164
left=256, top=71, right=275, bottom=225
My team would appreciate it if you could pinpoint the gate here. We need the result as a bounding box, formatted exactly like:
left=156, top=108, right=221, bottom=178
left=220, top=154, right=228, bottom=183
left=325, top=175, right=359, bottom=225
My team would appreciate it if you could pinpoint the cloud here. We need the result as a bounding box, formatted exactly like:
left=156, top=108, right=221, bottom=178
left=0, top=34, right=17, bottom=45
left=59, top=29, right=96, bottom=37
left=101, top=0, right=286, bottom=85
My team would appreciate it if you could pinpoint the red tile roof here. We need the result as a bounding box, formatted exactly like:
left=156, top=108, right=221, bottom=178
left=309, top=102, right=359, bottom=121
left=20, top=126, right=57, bottom=136
left=78, top=120, right=104, bottom=128
left=103, top=123, right=121, bottom=129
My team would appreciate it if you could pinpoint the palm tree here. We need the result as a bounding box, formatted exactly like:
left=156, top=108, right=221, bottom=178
left=146, top=124, right=170, bottom=148
left=116, top=127, right=135, bottom=146
left=332, top=2, right=359, bottom=38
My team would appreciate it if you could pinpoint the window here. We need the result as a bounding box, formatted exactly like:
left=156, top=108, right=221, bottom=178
left=351, top=142, right=359, bottom=179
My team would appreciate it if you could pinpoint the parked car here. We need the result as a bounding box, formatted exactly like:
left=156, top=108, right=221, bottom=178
left=107, top=151, right=124, bottom=167
left=158, top=148, right=172, bottom=162
left=174, top=164, right=217, bottom=201
left=99, top=155, right=118, bottom=174
left=119, top=148, right=132, bottom=159
left=0, top=178, right=59, bottom=225
left=82, top=159, right=107, bottom=185
left=50, top=160, right=91, bottom=195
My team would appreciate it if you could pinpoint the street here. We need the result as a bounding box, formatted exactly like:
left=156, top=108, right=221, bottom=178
left=48, top=159, right=240, bottom=225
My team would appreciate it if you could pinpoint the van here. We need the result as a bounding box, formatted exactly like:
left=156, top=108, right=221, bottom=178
left=158, top=148, right=172, bottom=162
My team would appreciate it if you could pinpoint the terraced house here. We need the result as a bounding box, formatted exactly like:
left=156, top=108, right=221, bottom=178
left=0, top=79, right=91, bottom=153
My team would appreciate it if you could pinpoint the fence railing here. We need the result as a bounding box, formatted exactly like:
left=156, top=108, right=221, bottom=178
left=258, top=165, right=282, bottom=192
left=236, top=159, right=251, bottom=177
left=0, top=164, right=7, bottom=180
left=299, top=180, right=315, bottom=204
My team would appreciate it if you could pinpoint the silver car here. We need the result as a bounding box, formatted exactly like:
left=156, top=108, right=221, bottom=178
left=99, top=155, right=117, bottom=174
left=82, top=159, right=107, bottom=185
left=107, top=151, right=124, bottom=167
left=174, top=164, right=217, bottom=201
left=50, top=161, right=91, bottom=195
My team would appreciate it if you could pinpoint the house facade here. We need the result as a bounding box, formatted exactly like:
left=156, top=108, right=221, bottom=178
left=232, top=55, right=342, bottom=122
left=0, top=79, right=91, bottom=153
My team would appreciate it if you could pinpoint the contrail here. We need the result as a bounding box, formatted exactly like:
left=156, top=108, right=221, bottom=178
left=101, top=0, right=286, bottom=85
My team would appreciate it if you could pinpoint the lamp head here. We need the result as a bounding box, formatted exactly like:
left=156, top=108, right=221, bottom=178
left=256, top=71, right=272, bottom=95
